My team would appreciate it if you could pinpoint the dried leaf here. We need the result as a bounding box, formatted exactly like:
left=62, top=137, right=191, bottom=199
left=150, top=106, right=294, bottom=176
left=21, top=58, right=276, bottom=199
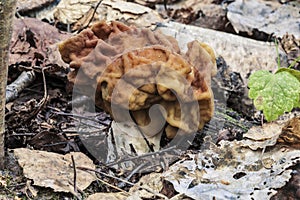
left=128, top=173, right=165, bottom=200
left=277, top=116, right=300, bottom=148
left=163, top=138, right=300, bottom=199
left=6, top=99, right=39, bottom=127
left=54, top=0, right=164, bottom=30
left=101, top=0, right=165, bottom=29
left=227, top=0, right=300, bottom=38
left=280, top=33, right=300, bottom=69
left=28, top=130, right=68, bottom=153
left=14, top=148, right=97, bottom=194
left=86, top=192, right=127, bottom=200
left=16, top=0, right=56, bottom=13
left=9, top=17, right=71, bottom=71
left=102, top=0, right=149, bottom=15
left=164, top=0, right=227, bottom=28
left=54, top=0, right=98, bottom=24
left=241, top=122, right=283, bottom=150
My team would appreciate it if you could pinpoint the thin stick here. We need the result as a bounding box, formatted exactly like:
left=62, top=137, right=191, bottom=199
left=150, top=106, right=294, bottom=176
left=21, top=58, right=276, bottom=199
left=96, top=177, right=129, bottom=194
left=71, top=155, right=77, bottom=194
left=35, top=66, right=49, bottom=109
left=23, top=66, right=49, bottom=122
left=106, top=145, right=178, bottom=167
left=78, top=0, right=103, bottom=32
left=118, top=163, right=147, bottom=188
left=77, top=166, right=168, bottom=199
left=163, top=0, right=168, bottom=10
left=78, top=166, right=135, bottom=186
left=69, top=116, right=109, bottom=130
left=11, top=132, right=36, bottom=136
left=52, top=110, right=110, bottom=126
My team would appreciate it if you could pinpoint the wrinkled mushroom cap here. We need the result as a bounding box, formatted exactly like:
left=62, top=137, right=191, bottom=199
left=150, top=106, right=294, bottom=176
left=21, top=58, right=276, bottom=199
left=59, top=20, right=216, bottom=139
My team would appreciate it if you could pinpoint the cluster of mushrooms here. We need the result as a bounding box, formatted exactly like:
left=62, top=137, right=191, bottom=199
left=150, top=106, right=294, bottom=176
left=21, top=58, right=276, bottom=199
left=59, top=20, right=216, bottom=141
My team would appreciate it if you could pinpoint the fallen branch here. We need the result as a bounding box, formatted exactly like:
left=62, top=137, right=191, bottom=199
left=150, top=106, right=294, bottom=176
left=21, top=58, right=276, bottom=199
left=6, top=70, right=36, bottom=102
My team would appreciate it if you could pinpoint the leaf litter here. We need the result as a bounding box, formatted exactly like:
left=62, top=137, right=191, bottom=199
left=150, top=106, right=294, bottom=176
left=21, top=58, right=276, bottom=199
left=43, top=0, right=165, bottom=31
left=137, top=121, right=300, bottom=199
left=5, top=0, right=300, bottom=199
left=86, top=117, right=300, bottom=199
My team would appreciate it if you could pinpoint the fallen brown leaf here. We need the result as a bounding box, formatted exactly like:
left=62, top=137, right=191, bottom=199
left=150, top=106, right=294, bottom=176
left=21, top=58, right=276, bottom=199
left=14, top=148, right=96, bottom=194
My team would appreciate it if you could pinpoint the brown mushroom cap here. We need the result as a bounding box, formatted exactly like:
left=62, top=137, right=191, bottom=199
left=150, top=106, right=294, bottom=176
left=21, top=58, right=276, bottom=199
left=59, top=21, right=216, bottom=139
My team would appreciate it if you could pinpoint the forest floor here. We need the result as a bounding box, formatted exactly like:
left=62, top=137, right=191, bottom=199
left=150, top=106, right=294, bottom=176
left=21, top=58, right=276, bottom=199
left=1, top=0, right=300, bottom=199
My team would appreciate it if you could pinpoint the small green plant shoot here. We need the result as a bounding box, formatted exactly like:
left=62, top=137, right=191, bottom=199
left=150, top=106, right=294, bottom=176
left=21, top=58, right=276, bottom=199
left=248, top=40, right=300, bottom=122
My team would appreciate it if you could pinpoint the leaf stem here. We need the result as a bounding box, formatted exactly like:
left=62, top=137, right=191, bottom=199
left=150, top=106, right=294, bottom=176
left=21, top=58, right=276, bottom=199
left=288, top=56, right=300, bottom=69
left=275, top=38, right=281, bottom=69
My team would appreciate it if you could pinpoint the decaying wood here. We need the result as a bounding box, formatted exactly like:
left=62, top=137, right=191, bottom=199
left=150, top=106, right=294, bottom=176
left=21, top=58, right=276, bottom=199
left=0, top=0, right=17, bottom=169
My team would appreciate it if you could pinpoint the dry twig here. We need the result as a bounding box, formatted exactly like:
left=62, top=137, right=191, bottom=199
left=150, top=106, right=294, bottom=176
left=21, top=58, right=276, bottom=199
left=78, top=0, right=103, bottom=33
left=71, top=155, right=77, bottom=194
left=6, top=71, right=36, bottom=102
left=77, top=166, right=169, bottom=199
left=106, top=145, right=179, bottom=167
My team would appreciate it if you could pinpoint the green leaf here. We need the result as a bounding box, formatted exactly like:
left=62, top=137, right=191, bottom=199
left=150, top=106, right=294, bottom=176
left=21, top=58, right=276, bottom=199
left=276, top=67, right=300, bottom=81
left=276, top=68, right=300, bottom=109
left=248, top=70, right=300, bottom=121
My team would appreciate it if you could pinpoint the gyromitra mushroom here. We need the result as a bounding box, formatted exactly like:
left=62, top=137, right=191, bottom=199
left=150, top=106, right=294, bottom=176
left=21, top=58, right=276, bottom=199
left=59, top=20, right=216, bottom=148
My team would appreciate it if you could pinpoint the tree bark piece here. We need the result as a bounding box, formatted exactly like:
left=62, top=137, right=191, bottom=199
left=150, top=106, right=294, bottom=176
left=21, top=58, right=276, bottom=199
left=0, top=0, right=16, bottom=169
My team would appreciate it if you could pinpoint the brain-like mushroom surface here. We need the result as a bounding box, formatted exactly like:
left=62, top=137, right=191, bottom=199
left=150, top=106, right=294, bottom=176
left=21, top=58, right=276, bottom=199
left=59, top=20, right=217, bottom=139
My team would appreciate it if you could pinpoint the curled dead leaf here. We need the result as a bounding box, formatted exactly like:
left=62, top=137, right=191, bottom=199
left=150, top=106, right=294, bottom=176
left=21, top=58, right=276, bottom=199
left=277, top=116, right=300, bottom=148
